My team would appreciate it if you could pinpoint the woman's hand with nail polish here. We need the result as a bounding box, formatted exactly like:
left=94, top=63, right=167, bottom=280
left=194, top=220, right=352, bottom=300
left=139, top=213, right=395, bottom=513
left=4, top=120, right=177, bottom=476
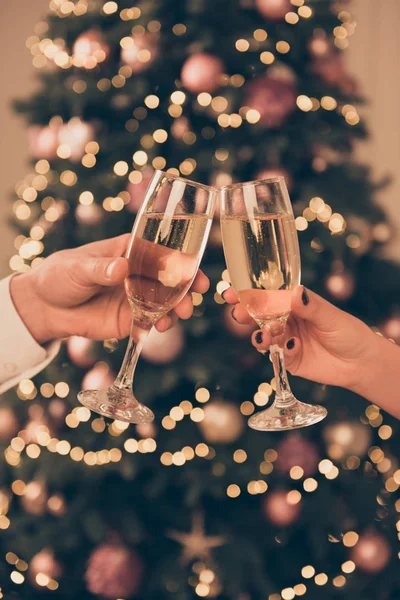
left=222, top=285, right=391, bottom=395
left=10, top=235, right=209, bottom=344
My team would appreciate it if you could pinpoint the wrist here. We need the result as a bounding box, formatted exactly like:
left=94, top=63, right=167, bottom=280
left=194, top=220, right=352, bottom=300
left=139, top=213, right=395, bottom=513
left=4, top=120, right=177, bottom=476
left=350, top=332, right=393, bottom=400
left=10, top=273, right=58, bottom=345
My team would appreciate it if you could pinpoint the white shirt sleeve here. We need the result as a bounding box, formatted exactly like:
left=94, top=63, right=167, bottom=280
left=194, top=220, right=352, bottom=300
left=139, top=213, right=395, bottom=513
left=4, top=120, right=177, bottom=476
left=0, top=275, right=60, bottom=394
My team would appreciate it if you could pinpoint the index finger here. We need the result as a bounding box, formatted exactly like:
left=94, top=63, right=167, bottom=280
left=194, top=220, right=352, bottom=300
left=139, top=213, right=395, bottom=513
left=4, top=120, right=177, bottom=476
left=222, top=286, right=239, bottom=304
left=190, top=270, right=209, bottom=294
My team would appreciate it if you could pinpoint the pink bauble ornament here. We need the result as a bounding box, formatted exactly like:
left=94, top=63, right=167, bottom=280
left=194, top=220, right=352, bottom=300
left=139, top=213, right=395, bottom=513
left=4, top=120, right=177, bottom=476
left=73, top=29, right=110, bottom=69
left=82, top=363, right=115, bottom=391
left=313, top=52, right=357, bottom=94
left=75, top=203, right=104, bottom=226
left=142, top=325, right=184, bottom=365
left=67, top=336, right=97, bottom=368
left=244, top=76, right=296, bottom=128
left=121, top=33, right=159, bottom=73
left=21, top=481, right=48, bottom=515
left=47, top=493, right=66, bottom=516
left=22, top=417, right=51, bottom=444
left=48, top=399, right=68, bottom=427
left=325, top=272, right=355, bottom=301
left=308, top=34, right=330, bottom=58
left=263, top=490, right=301, bottom=527
left=0, top=407, right=19, bottom=441
left=28, top=125, right=58, bottom=160
left=85, top=543, right=144, bottom=599
left=181, top=53, right=225, bottom=94
left=126, top=169, right=153, bottom=213
left=224, top=304, right=255, bottom=339
left=171, top=117, right=190, bottom=140
left=29, top=550, right=62, bottom=584
left=136, top=422, right=157, bottom=438
left=350, top=532, right=391, bottom=573
left=199, top=399, right=244, bottom=444
left=255, top=0, right=291, bottom=20
left=276, top=435, right=319, bottom=477
left=381, top=315, right=400, bottom=344
left=256, top=167, right=292, bottom=192
left=58, top=118, right=95, bottom=162
left=323, top=421, right=372, bottom=459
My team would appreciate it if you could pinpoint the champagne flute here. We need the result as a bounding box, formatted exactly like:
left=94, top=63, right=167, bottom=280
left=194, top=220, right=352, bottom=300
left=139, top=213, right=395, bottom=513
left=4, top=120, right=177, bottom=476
left=220, top=177, right=327, bottom=431
left=78, top=171, right=216, bottom=424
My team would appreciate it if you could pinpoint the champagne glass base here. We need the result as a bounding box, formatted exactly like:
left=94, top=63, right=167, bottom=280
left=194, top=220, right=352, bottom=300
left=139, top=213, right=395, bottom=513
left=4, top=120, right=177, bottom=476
left=78, top=387, right=155, bottom=424
left=248, top=400, right=327, bottom=432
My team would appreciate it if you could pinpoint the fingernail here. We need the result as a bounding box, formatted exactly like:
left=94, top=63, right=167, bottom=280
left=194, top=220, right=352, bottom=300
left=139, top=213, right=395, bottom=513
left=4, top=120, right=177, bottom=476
left=106, top=259, right=118, bottom=279
left=231, top=308, right=238, bottom=322
left=286, top=338, right=295, bottom=350
left=221, top=288, right=229, bottom=300
left=302, top=287, right=309, bottom=306
left=255, top=331, right=263, bottom=345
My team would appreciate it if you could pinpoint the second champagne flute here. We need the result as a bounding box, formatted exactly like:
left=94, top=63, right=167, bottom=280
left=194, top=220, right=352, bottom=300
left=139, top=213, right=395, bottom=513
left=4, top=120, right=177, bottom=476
left=220, top=177, right=327, bottom=431
left=78, top=171, right=216, bottom=424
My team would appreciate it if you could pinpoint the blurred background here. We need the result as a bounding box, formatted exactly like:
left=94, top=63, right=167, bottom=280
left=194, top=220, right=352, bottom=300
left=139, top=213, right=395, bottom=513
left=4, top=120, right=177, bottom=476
left=1, top=1, right=400, bottom=599
left=1, top=0, right=400, bottom=275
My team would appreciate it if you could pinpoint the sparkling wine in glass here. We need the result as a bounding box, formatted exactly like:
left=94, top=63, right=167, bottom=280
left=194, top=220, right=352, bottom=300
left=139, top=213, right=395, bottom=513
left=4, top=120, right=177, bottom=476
left=78, top=171, right=216, bottom=423
left=220, top=177, right=327, bottom=431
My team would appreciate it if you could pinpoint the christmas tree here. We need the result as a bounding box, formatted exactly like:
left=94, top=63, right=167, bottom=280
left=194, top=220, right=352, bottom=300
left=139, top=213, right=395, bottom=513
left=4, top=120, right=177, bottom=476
left=2, top=0, right=400, bottom=598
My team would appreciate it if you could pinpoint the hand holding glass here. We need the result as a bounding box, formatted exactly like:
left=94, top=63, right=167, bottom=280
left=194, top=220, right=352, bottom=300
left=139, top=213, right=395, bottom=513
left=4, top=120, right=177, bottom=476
left=220, top=177, right=327, bottom=431
left=78, top=171, right=216, bottom=423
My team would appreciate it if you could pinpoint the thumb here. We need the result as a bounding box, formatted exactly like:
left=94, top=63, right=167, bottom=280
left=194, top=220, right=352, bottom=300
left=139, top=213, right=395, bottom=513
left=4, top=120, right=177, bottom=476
left=73, top=256, right=128, bottom=288
left=291, top=285, right=344, bottom=331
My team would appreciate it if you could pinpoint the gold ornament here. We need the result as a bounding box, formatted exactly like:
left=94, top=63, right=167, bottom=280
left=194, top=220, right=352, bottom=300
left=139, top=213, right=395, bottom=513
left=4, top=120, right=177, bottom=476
left=167, top=512, right=225, bottom=564
left=199, top=399, right=244, bottom=444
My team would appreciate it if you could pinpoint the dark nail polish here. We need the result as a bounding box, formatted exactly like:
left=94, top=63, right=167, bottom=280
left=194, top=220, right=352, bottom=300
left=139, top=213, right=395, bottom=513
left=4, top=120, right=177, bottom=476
left=302, top=287, right=309, bottom=306
left=286, top=338, right=295, bottom=350
left=255, top=331, right=263, bottom=345
left=231, top=308, right=238, bottom=322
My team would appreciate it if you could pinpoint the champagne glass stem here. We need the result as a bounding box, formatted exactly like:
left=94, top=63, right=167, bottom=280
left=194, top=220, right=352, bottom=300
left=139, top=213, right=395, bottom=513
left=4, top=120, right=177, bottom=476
left=269, top=343, right=296, bottom=408
left=113, top=317, right=153, bottom=391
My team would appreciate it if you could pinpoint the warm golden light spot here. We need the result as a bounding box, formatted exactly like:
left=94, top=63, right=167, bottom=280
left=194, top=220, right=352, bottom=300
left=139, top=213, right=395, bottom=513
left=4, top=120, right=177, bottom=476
left=173, top=23, right=186, bottom=35
left=246, top=109, right=261, bottom=124
left=286, top=12, right=300, bottom=24
left=254, top=28, right=267, bottom=41
left=170, top=407, right=184, bottom=421
left=236, top=39, right=250, bottom=52
left=79, top=191, right=94, bottom=205
left=301, top=565, right=315, bottom=578
left=295, top=216, right=308, bottom=231
left=145, top=94, right=160, bottom=109
left=195, top=443, right=209, bottom=457
left=103, top=1, right=118, bottom=15
left=314, top=573, right=328, bottom=586
left=113, top=161, right=129, bottom=176
left=196, top=388, right=210, bottom=403
left=11, top=572, right=24, bottom=585
left=343, top=531, right=359, bottom=547
left=333, top=575, right=346, bottom=587
left=233, top=449, right=247, bottom=463
left=341, top=560, right=356, bottom=573
left=227, top=484, right=241, bottom=498
left=161, top=452, right=173, bottom=466
left=298, top=5, right=312, bottom=17
left=191, top=407, right=205, bottom=422
left=281, top=588, right=295, bottom=600
left=133, top=150, right=148, bottom=165
left=240, top=401, right=254, bottom=415
left=276, top=41, right=290, bottom=53
left=211, top=96, right=228, bottom=112
left=287, top=490, right=301, bottom=505
left=293, top=583, right=307, bottom=595
left=296, top=95, right=313, bottom=111
left=321, top=96, right=337, bottom=111
left=290, top=466, right=304, bottom=480
left=162, top=416, right=176, bottom=430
